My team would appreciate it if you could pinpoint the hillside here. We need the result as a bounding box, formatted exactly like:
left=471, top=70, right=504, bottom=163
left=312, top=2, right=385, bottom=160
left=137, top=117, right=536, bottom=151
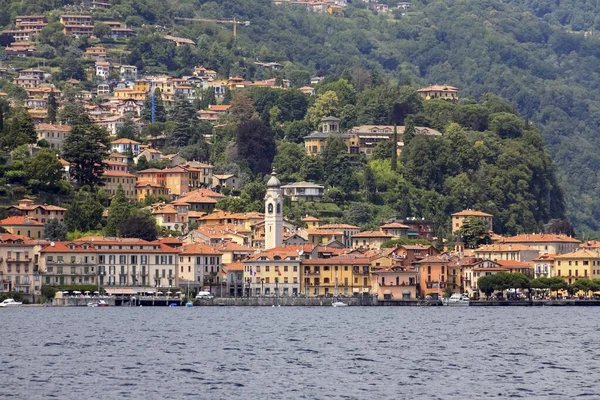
left=0, top=0, right=593, bottom=236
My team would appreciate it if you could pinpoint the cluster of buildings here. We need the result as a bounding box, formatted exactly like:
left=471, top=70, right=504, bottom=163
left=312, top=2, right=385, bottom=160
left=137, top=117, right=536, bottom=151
left=303, top=116, right=442, bottom=157
left=0, top=173, right=590, bottom=303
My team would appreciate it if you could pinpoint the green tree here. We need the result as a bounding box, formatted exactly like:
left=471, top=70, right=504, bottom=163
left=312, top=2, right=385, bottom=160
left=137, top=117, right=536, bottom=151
left=105, top=185, right=132, bottom=237
left=229, top=92, right=256, bottom=123
left=372, top=141, right=394, bottom=161
left=272, top=142, right=306, bottom=182
left=283, top=120, right=312, bottom=143
left=137, top=155, right=149, bottom=171
left=119, top=210, right=158, bottom=241
left=44, top=218, right=68, bottom=241
left=62, top=125, right=109, bottom=187
left=64, top=192, right=104, bottom=233
left=456, top=217, right=491, bottom=249
left=141, top=88, right=166, bottom=123
left=47, top=90, right=58, bottom=124
left=117, top=116, right=137, bottom=139
left=167, top=94, right=199, bottom=147
left=306, top=91, right=341, bottom=128
left=477, top=275, right=496, bottom=299
left=56, top=58, right=86, bottom=81
left=490, top=112, right=525, bottom=139
left=93, top=22, right=112, bottom=39
left=391, top=124, right=398, bottom=171
left=24, top=149, right=64, bottom=190
left=3, top=108, right=36, bottom=149
left=59, top=101, right=91, bottom=126
left=235, top=119, right=276, bottom=176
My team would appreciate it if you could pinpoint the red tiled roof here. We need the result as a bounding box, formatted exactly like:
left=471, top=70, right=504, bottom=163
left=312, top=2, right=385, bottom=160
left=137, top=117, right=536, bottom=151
left=0, top=216, right=43, bottom=226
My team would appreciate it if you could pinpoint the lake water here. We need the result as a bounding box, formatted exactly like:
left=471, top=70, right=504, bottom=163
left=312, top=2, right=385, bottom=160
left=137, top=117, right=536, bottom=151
left=1, top=307, right=599, bottom=399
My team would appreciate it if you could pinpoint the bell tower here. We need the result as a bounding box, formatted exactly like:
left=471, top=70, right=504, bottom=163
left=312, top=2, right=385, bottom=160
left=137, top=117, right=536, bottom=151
left=265, top=170, right=283, bottom=250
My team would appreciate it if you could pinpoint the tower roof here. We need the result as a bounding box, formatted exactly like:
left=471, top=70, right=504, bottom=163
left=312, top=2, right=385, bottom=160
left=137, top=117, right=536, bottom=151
left=267, top=170, right=281, bottom=188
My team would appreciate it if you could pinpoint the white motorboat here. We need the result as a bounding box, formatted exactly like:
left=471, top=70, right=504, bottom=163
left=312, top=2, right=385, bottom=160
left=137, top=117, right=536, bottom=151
left=87, top=300, right=109, bottom=307
left=332, top=301, right=348, bottom=307
left=0, top=298, right=23, bottom=307
left=445, top=293, right=470, bottom=306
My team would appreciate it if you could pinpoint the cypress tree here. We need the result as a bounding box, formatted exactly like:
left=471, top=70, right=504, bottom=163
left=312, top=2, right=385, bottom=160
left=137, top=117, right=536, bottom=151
left=391, top=124, right=398, bottom=171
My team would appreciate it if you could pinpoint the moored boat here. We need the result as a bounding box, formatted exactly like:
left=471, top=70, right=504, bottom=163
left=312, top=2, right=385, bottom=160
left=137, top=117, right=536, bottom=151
left=444, top=293, right=470, bottom=306
left=0, top=298, right=23, bottom=307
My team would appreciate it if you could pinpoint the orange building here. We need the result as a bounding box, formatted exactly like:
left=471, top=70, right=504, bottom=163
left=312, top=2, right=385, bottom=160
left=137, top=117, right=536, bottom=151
left=414, top=255, right=450, bottom=299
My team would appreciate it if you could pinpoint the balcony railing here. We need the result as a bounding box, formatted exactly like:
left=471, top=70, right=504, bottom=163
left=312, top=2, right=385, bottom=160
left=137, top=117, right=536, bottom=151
left=425, top=282, right=446, bottom=289
left=379, top=282, right=416, bottom=287
left=6, top=257, right=32, bottom=263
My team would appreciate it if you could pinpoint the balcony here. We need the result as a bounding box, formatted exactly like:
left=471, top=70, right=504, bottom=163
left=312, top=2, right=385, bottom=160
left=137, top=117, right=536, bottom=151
left=6, top=257, right=32, bottom=263
left=304, top=271, right=321, bottom=275
left=425, top=282, right=446, bottom=289
left=380, top=282, right=416, bottom=287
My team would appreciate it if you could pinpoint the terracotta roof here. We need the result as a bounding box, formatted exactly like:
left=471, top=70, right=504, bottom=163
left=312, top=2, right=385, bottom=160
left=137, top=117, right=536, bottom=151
left=554, top=249, right=600, bottom=259
left=451, top=210, right=493, bottom=217
left=319, top=224, right=360, bottom=230
left=0, top=216, right=43, bottom=226
left=111, top=138, right=140, bottom=145
left=380, top=222, right=410, bottom=229
left=417, top=85, right=458, bottom=92
left=533, top=254, right=556, bottom=262
left=217, top=242, right=255, bottom=252
left=414, top=255, right=452, bottom=264
left=352, top=230, right=394, bottom=238
left=301, top=255, right=371, bottom=265
left=301, top=216, right=320, bottom=222
left=495, top=260, right=533, bottom=268
left=307, top=229, right=343, bottom=235
left=181, top=244, right=222, bottom=255
left=474, top=244, right=537, bottom=252
left=177, top=191, right=218, bottom=204
left=497, top=234, right=580, bottom=244
left=36, top=123, right=71, bottom=132
left=102, top=170, right=135, bottom=178
left=224, top=261, right=244, bottom=271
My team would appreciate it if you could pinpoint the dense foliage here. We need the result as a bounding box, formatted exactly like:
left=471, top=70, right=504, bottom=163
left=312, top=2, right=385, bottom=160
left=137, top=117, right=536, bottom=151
left=2, top=0, right=597, bottom=235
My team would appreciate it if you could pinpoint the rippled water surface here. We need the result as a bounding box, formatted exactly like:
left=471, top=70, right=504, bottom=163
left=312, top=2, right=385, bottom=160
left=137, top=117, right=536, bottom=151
left=1, top=307, right=599, bottom=399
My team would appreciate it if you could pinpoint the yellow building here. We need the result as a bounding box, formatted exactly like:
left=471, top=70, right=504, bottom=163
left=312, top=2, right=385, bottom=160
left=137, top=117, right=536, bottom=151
left=351, top=231, right=394, bottom=250
left=554, top=250, right=600, bottom=285
left=301, top=255, right=372, bottom=297
left=244, top=245, right=305, bottom=296
left=134, top=80, right=150, bottom=93
left=307, top=229, right=345, bottom=246
left=451, top=210, right=493, bottom=233
left=0, top=216, right=44, bottom=239
left=301, top=216, right=321, bottom=229
left=417, top=85, right=458, bottom=102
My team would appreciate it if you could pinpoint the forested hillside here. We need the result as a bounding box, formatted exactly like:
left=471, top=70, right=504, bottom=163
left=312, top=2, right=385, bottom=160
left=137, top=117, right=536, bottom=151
left=1, top=0, right=598, bottom=235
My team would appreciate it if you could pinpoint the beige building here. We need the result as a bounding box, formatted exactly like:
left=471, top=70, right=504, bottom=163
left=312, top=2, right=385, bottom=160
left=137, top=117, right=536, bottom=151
left=351, top=231, right=394, bottom=250
left=474, top=244, right=540, bottom=263
left=6, top=199, right=66, bottom=223
left=493, top=234, right=580, bottom=255
left=102, top=170, right=136, bottom=200
left=36, top=123, right=71, bottom=151
left=244, top=246, right=305, bottom=297
left=0, top=216, right=44, bottom=239
left=417, top=85, right=459, bottom=102
left=0, top=233, right=43, bottom=296
left=212, top=174, right=240, bottom=190
left=40, top=239, right=180, bottom=290
left=179, top=244, right=223, bottom=293
left=451, top=210, right=493, bottom=233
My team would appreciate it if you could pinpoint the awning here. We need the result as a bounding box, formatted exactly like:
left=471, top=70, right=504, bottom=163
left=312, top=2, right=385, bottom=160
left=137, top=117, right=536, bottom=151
left=104, top=288, right=138, bottom=295
left=353, top=288, right=360, bottom=293
left=403, top=290, right=411, bottom=294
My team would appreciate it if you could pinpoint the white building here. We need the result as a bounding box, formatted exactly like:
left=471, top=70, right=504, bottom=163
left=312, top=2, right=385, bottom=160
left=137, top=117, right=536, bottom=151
left=280, top=181, right=325, bottom=202
left=110, top=138, right=141, bottom=156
